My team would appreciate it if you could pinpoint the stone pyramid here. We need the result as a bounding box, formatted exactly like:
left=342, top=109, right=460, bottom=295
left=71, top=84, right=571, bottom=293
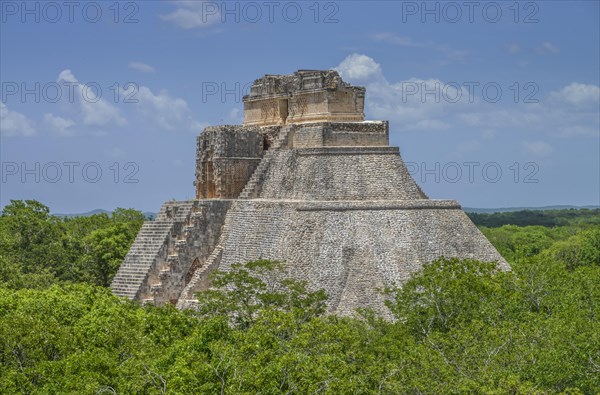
left=111, top=70, right=508, bottom=316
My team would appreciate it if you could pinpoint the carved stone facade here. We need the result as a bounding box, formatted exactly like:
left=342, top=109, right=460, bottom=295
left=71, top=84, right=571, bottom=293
left=195, top=126, right=264, bottom=199
left=243, top=70, right=365, bottom=126
left=111, top=70, right=508, bottom=317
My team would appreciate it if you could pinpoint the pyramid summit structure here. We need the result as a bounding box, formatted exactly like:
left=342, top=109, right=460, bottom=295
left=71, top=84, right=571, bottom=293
left=111, top=70, right=508, bottom=316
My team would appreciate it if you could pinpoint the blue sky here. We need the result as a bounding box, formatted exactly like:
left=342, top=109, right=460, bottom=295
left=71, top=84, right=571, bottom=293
left=1, top=0, right=599, bottom=213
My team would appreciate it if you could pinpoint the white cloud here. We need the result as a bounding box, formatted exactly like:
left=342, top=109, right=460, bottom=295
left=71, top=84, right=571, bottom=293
left=0, top=102, right=36, bottom=137
left=452, top=82, right=599, bottom=135
left=160, top=1, right=221, bottom=29
left=335, top=53, right=383, bottom=81
left=455, top=101, right=598, bottom=141
left=53, top=69, right=210, bottom=134
left=57, top=69, right=127, bottom=127
left=5, top=69, right=211, bottom=138
left=80, top=97, right=126, bottom=127
left=335, top=54, right=471, bottom=130
left=43, top=113, right=75, bottom=136
left=58, top=69, right=77, bottom=83
left=128, top=85, right=205, bottom=132
left=128, top=61, right=156, bottom=73
left=523, top=141, right=554, bottom=157
left=334, top=54, right=599, bottom=143
left=550, top=82, right=600, bottom=107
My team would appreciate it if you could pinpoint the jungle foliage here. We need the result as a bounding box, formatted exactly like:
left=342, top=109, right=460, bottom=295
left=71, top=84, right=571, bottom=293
left=1, top=201, right=598, bottom=394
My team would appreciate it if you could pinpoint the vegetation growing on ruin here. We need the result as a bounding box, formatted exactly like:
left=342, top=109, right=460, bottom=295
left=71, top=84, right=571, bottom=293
left=1, top=200, right=598, bottom=394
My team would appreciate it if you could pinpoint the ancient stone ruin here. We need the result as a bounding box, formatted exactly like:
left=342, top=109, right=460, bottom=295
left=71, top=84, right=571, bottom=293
left=111, top=70, right=508, bottom=316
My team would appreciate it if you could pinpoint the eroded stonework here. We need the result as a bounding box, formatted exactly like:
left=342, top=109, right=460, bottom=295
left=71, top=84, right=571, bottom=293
left=111, top=70, right=508, bottom=316
left=243, top=70, right=365, bottom=126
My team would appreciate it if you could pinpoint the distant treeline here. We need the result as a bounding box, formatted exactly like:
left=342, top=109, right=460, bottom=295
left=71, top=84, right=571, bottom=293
left=467, top=208, right=600, bottom=228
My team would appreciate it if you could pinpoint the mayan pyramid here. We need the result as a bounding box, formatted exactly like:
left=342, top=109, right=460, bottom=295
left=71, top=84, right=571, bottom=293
left=111, top=70, right=508, bottom=316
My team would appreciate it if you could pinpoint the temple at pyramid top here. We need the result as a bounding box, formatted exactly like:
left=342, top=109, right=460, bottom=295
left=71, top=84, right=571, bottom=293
left=243, top=70, right=366, bottom=126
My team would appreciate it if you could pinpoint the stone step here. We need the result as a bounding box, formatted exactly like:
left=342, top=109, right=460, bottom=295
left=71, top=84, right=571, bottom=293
left=140, top=223, right=175, bottom=229
left=113, top=267, right=151, bottom=273
left=112, top=288, right=140, bottom=296
left=121, top=257, right=159, bottom=262
left=112, top=273, right=146, bottom=279
left=126, top=249, right=165, bottom=254
left=113, top=290, right=141, bottom=297
left=120, top=257, right=157, bottom=262
left=120, top=262, right=157, bottom=268
left=112, top=282, right=146, bottom=288
left=113, top=284, right=139, bottom=290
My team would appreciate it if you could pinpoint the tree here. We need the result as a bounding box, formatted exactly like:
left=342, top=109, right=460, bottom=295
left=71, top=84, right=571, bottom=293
left=384, top=257, right=510, bottom=337
left=542, top=228, right=600, bottom=271
left=80, top=223, right=135, bottom=287
left=195, top=260, right=328, bottom=329
left=0, top=200, right=64, bottom=277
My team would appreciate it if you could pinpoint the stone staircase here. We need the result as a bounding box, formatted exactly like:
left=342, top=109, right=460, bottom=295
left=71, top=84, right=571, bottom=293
left=176, top=204, right=235, bottom=309
left=238, top=125, right=291, bottom=199
left=110, top=201, right=194, bottom=301
left=144, top=208, right=199, bottom=305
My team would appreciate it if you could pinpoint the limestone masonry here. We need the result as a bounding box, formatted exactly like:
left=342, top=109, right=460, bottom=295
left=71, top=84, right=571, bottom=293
left=111, top=70, right=508, bottom=316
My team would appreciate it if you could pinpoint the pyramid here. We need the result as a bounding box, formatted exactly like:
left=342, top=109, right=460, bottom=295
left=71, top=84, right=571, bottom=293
left=111, top=70, right=508, bottom=316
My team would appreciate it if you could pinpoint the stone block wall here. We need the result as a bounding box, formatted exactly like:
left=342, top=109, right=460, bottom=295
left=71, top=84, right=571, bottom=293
left=290, top=125, right=324, bottom=148
left=290, top=121, right=389, bottom=148
left=243, top=97, right=290, bottom=127
left=285, top=89, right=365, bottom=124
left=256, top=146, right=427, bottom=201
left=178, top=199, right=508, bottom=317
